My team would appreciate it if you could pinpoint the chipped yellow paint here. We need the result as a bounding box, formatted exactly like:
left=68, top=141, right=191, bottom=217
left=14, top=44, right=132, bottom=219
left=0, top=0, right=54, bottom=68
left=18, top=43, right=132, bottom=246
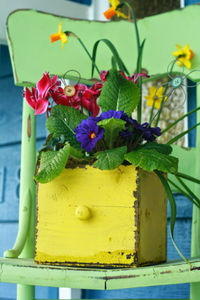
left=35, top=165, right=167, bottom=267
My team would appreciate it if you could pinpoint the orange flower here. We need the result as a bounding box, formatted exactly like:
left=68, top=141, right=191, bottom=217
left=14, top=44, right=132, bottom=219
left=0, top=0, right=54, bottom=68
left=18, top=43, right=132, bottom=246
left=50, top=22, right=68, bottom=49
left=104, top=0, right=127, bottom=20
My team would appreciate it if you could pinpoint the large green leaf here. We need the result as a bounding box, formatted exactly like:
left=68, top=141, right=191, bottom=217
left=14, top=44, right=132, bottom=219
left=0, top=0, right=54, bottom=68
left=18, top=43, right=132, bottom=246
left=139, top=142, right=173, bottom=155
left=34, top=143, right=70, bottom=183
left=125, top=148, right=178, bottom=173
left=94, top=146, right=127, bottom=170
left=46, top=105, right=87, bottom=149
left=97, top=118, right=126, bottom=149
left=98, top=70, right=140, bottom=116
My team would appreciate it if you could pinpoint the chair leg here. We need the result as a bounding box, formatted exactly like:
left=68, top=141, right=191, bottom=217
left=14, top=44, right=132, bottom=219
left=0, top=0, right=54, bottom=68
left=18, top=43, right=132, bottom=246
left=17, top=285, right=35, bottom=300
left=190, top=84, right=200, bottom=300
left=190, top=206, right=200, bottom=300
left=16, top=99, right=37, bottom=300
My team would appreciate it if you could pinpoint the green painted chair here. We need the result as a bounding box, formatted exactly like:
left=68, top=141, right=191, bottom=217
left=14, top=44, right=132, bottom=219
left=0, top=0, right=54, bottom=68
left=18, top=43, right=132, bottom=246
left=1, top=5, right=200, bottom=300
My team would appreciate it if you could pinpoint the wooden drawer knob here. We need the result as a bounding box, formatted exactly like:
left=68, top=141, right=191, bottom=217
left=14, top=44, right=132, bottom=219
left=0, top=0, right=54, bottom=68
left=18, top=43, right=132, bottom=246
left=75, top=205, right=91, bottom=220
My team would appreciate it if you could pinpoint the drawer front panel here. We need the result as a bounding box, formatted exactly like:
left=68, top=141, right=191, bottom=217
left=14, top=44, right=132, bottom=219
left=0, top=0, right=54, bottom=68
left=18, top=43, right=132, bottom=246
left=35, top=205, right=137, bottom=266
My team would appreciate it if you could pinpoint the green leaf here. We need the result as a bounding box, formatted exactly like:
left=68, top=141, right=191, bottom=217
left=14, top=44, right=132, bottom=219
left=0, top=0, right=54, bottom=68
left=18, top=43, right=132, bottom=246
left=139, top=142, right=173, bottom=155
left=155, top=170, right=189, bottom=264
left=46, top=105, right=87, bottom=149
left=175, top=172, right=200, bottom=184
left=34, top=143, right=70, bottom=183
left=69, top=146, right=84, bottom=160
left=98, top=70, right=140, bottom=116
left=168, top=177, right=200, bottom=208
left=91, top=39, right=129, bottom=77
left=167, top=122, right=200, bottom=145
left=125, top=148, right=178, bottom=173
left=94, top=146, right=127, bottom=170
left=97, top=118, right=126, bottom=149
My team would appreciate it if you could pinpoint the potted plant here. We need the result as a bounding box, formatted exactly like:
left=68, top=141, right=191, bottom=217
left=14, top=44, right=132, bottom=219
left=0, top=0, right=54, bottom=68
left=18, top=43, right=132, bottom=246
left=23, top=0, right=200, bottom=267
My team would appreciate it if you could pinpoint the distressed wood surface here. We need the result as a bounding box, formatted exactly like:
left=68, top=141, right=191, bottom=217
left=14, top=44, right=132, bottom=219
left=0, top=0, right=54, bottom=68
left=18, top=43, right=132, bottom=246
left=6, top=5, right=200, bottom=86
left=35, top=166, right=166, bottom=267
left=0, top=257, right=200, bottom=289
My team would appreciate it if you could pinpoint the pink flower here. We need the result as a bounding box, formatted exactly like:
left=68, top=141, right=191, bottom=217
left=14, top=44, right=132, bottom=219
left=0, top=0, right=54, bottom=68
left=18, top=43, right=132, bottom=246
left=120, top=71, right=150, bottom=83
left=51, top=84, right=83, bottom=109
left=100, top=70, right=150, bottom=84
left=37, top=72, right=59, bottom=98
left=23, top=87, right=49, bottom=115
left=51, top=82, right=103, bottom=117
left=23, top=73, right=60, bottom=115
left=100, top=70, right=109, bottom=82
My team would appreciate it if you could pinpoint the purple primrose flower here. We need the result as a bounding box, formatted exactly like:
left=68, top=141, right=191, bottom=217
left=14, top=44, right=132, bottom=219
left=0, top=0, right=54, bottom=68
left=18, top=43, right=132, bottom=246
left=75, top=117, right=104, bottom=152
left=133, top=121, right=161, bottom=141
left=99, top=110, right=128, bottom=121
left=121, top=118, right=161, bottom=141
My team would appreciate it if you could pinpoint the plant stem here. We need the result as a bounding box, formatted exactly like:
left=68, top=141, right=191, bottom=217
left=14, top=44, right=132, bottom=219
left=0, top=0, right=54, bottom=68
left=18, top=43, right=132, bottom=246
left=77, top=38, right=101, bottom=75
left=149, top=98, right=156, bottom=124
left=176, top=175, right=200, bottom=207
left=162, top=106, right=200, bottom=135
left=167, top=122, right=200, bottom=145
left=168, top=178, right=200, bottom=208
left=154, top=82, right=169, bottom=126
left=174, top=172, right=200, bottom=184
left=120, top=2, right=142, bottom=122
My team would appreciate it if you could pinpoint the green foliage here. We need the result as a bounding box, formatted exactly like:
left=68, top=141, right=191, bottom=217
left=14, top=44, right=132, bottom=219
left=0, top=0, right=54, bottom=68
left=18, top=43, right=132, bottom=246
left=94, top=146, right=127, bottom=170
left=98, top=70, right=140, bottom=116
left=34, top=143, right=70, bottom=183
left=69, top=146, right=84, bottom=159
left=46, top=105, right=87, bottom=149
left=167, top=122, right=200, bottom=145
left=97, top=118, right=126, bottom=149
left=139, top=142, right=173, bottom=155
left=155, top=170, right=188, bottom=263
left=125, top=148, right=178, bottom=173
left=91, top=39, right=129, bottom=77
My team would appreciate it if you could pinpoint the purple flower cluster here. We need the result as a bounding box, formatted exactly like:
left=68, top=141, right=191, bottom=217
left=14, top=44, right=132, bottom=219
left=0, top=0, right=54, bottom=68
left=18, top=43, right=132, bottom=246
left=74, top=109, right=161, bottom=152
left=126, top=119, right=161, bottom=141
left=75, top=110, right=127, bottom=152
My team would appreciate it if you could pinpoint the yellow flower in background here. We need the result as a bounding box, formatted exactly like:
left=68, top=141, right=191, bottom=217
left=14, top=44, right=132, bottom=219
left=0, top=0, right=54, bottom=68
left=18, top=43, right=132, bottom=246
left=50, top=22, right=68, bottom=49
left=104, top=0, right=128, bottom=20
left=144, top=86, right=167, bottom=110
left=173, top=44, right=194, bottom=69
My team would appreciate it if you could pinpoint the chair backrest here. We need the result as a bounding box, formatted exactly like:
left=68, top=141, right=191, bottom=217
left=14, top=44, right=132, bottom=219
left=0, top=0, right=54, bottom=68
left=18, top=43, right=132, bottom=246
left=6, top=6, right=200, bottom=300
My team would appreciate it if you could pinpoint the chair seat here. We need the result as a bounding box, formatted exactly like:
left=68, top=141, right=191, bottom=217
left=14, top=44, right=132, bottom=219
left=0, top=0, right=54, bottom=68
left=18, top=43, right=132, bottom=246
left=0, top=257, right=200, bottom=290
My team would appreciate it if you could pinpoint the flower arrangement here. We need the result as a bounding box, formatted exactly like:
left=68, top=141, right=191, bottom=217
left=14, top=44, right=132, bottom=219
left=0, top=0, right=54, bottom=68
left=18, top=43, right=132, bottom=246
left=24, top=0, right=200, bottom=261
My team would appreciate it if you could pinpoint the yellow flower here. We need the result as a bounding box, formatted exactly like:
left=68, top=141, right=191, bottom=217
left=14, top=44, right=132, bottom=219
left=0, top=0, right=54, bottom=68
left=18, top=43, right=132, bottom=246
left=144, top=86, right=167, bottom=110
left=50, top=22, right=68, bottom=49
left=173, top=44, right=194, bottom=69
left=104, top=0, right=127, bottom=20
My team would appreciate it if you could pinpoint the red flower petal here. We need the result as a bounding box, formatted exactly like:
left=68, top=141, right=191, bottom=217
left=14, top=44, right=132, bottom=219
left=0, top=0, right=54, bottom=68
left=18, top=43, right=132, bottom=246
left=23, top=87, right=36, bottom=110
left=37, top=72, right=51, bottom=98
left=35, top=98, right=49, bottom=115
left=100, top=70, right=109, bottom=82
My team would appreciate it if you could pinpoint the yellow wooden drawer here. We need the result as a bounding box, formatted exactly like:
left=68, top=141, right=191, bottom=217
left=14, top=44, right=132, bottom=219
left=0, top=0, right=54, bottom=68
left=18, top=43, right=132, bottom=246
left=35, top=165, right=167, bottom=267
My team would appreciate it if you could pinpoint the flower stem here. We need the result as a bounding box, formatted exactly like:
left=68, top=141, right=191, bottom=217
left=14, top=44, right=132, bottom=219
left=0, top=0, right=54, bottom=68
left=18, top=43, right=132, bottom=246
left=162, top=106, right=200, bottom=135
left=120, top=2, right=142, bottom=122
left=154, top=82, right=169, bottom=127
left=77, top=38, right=101, bottom=76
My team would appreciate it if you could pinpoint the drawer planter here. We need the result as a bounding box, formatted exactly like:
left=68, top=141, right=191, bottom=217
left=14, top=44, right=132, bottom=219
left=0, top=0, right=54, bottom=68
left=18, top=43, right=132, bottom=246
left=35, top=164, right=167, bottom=268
